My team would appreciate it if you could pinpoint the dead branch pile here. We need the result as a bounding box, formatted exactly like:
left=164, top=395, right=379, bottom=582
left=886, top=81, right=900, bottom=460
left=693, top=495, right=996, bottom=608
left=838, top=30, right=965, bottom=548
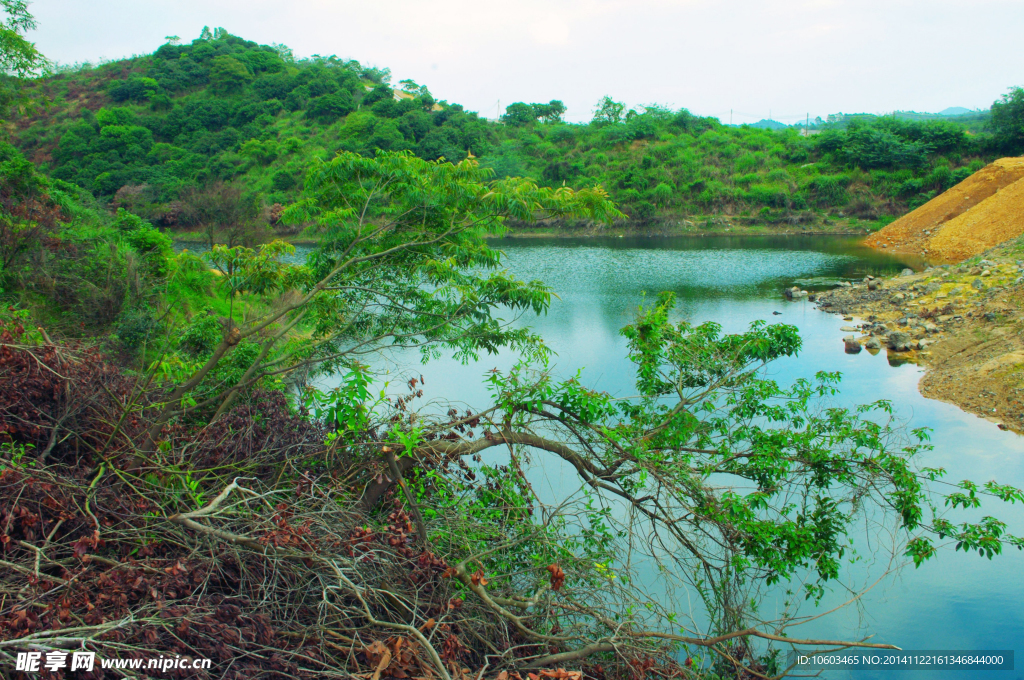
left=0, top=326, right=692, bottom=679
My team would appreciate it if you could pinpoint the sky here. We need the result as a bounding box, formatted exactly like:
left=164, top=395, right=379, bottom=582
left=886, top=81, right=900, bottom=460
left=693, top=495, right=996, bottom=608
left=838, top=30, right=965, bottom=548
left=27, top=0, right=1024, bottom=124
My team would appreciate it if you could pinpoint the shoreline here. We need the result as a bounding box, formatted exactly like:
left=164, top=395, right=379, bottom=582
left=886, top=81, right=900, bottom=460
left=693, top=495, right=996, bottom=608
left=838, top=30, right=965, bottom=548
left=814, top=252, right=1024, bottom=433
left=165, top=215, right=877, bottom=246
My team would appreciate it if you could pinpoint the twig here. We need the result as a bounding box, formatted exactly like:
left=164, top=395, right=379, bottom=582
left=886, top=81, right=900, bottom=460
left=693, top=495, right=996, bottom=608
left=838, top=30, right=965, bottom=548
left=329, top=563, right=452, bottom=680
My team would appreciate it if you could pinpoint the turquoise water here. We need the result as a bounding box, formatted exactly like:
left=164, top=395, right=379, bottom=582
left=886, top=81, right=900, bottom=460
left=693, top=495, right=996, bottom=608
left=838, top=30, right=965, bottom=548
left=383, top=235, right=1024, bottom=678
left=183, top=234, right=1024, bottom=674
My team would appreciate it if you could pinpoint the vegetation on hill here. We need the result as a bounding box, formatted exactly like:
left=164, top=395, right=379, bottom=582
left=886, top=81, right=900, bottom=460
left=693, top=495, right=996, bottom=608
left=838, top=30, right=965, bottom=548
left=8, top=29, right=1024, bottom=235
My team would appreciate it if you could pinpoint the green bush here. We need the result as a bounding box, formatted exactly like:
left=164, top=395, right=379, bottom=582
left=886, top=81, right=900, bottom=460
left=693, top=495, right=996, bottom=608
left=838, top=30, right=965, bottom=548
left=307, top=92, right=355, bottom=123
left=179, top=309, right=222, bottom=357
left=115, top=306, right=162, bottom=352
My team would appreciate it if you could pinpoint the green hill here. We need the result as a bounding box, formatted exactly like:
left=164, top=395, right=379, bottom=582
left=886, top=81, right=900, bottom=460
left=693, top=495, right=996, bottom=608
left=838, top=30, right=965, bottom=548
left=7, top=28, right=1016, bottom=233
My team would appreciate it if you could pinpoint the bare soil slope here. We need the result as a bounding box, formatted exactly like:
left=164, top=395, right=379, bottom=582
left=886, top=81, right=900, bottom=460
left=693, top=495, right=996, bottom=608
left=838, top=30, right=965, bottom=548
left=865, top=156, right=1024, bottom=261
left=925, top=177, right=1024, bottom=261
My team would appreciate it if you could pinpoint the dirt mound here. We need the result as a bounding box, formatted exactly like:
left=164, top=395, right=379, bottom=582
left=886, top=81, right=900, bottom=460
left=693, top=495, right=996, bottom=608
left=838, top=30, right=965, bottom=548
left=865, top=156, right=1024, bottom=261
left=925, top=176, right=1024, bottom=261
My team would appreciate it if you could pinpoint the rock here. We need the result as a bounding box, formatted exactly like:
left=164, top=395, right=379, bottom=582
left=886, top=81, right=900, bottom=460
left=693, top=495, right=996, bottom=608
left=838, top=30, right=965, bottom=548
left=867, top=279, right=880, bottom=291
left=843, top=316, right=853, bottom=321
left=984, top=312, right=997, bottom=322
left=807, top=293, right=816, bottom=301
left=887, top=331, right=911, bottom=352
left=843, top=335, right=862, bottom=353
left=793, top=289, right=808, bottom=299
left=970, top=267, right=982, bottom=275
left=950, top=286, right=963, bottom=295
left=840, top=326, right=858, bottom=332
left=924, top=282, right=942, bottom=292
left=941, top=272, right=951, bottom=278
left=899, top=268, right=914, bottom=277
left=865, top=337, right=882, bottom=350
left=980, top=259, right=995, bottom=267
left=838, top=281, right=852, bottom=287
left=971, top=278, right=985, bottom=290
left=934, top=292, right=947, bottom=299
left=891, top=293, right=905, bottom=303
left=981, top=270, right=991, bottom=277
left=925, top=323, right=939, bottom=333
left=897, top=317, right=907, bottom=326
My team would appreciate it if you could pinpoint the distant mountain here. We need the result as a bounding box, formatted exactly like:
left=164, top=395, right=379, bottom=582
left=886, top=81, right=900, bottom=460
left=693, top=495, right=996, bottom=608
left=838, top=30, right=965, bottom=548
left=747, top=119, right=787, bottom=130
left=939, top=107, right=973, bottom=116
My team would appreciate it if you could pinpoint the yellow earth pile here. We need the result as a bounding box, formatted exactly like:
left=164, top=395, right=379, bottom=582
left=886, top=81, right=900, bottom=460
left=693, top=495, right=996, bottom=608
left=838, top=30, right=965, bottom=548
left=865, top=156, right=1024, bottom=262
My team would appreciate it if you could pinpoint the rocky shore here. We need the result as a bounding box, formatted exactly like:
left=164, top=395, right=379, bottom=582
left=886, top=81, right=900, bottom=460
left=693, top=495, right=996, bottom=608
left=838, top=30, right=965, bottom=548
left=813, top=255, right=1024, bottom=432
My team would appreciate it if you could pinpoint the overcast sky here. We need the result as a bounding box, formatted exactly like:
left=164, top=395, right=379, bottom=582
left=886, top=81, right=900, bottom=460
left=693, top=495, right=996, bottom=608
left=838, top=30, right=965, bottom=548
left=27, top=0, right=1024, bottom=124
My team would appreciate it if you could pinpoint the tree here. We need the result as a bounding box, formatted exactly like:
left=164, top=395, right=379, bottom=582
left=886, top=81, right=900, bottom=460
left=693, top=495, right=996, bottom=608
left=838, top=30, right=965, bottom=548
left=179, top=181, right=267, bottom=249
left=501, top=100, right=567, bottom=126
left=990, top=86, right=1024, bottom=154
left=0, top=1, right=44, bottom=77
left=500, top=102, right=537, bottom=126
left=361, top=83, right=393, bottom=107
left=0, top=141, right=65, bottom=282
left=208, top=55, right=252, bottom=95
left=307, top=91, right=355, bottom=123
left=592, top=95, right=625, bottom=126
left=536, top=99, right=566, bottom=123
left=141, top=150, right=622, bottom=447
left=0, top=0, right=48, bottom=114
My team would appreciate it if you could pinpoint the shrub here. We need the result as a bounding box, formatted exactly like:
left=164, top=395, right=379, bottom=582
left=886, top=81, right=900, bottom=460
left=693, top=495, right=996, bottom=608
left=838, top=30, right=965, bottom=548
left=306, top=92, right=355, bottom=123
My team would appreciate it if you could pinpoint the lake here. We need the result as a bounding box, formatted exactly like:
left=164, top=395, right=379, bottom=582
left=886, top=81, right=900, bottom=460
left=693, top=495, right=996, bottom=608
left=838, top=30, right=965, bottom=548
left=379, top=234, right=1024, bottom=679
left=185, top=234, right=1024, bottom=676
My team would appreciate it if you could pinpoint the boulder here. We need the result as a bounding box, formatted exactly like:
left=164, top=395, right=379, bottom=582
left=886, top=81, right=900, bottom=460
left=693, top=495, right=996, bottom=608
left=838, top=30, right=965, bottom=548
left=972, top=278, right=985, bottom=290
left=900, top=268, right=914, bottom=277
left=891, top=293, right=905, bottom=303
left=887, top=331, right=912, bottom=352
left=865, top=337, right=882, bottom=350
left=843, top=335, right=862, bottom=353
left=867, top=279, right=880, bottom=291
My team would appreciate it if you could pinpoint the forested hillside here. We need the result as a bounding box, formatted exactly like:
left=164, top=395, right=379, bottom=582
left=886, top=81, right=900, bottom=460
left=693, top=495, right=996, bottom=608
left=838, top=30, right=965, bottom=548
left=8, top=28, right=1024, bottom=232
